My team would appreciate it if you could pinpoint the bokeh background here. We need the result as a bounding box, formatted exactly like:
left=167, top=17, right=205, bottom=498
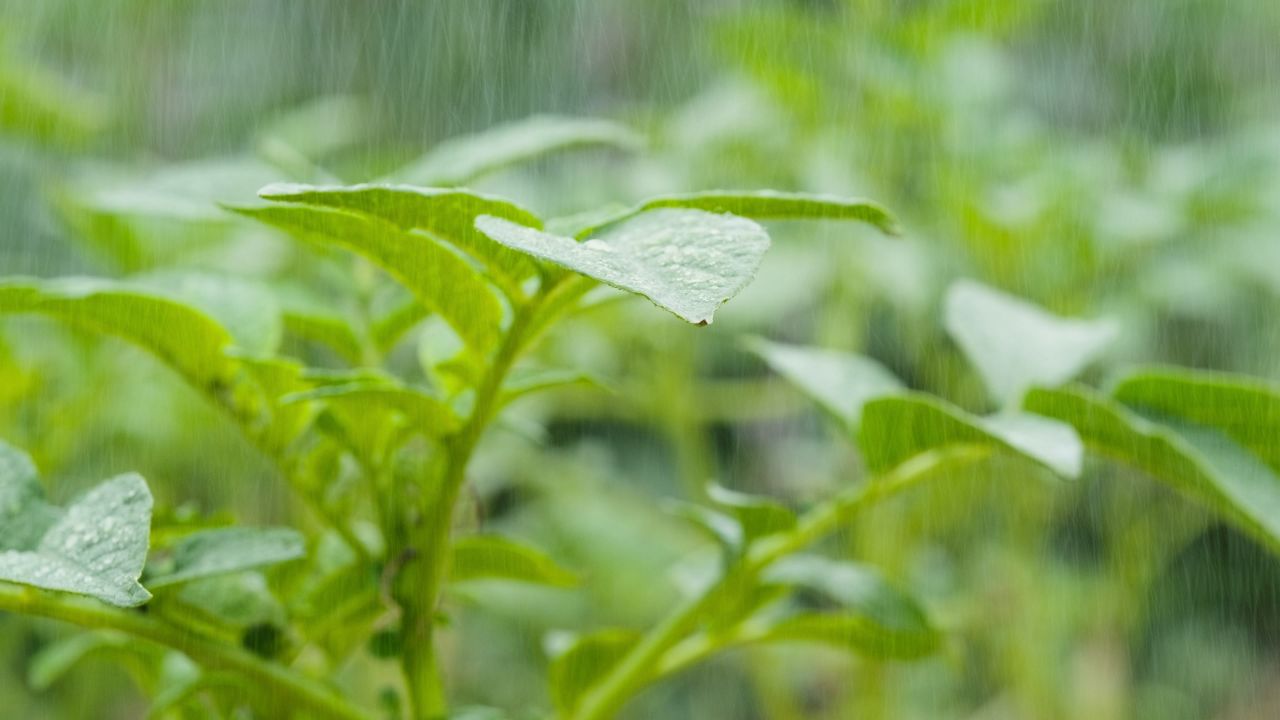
left=3, top=1, right=1280, bottom=718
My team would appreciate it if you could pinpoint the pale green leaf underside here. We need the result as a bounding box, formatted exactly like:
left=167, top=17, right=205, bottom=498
left=575, top=190, right=899, bottom=239
left=944, top=279, right=1118, bottom=406
left=0, top=440, right=58, bottom=551
left=747, top=338, right=904, bottom=430
left=757, top=555, right=939, bottom=659
left=228, top=202, right=503, bottom=352
left=254, top=182, right=543, bottom=290
left=147, top=527, right=306, bottom=589
left=450, top=535, right=577, bottom=587
left=477, top=208, right=770, bottom=325
left=391, top=114, right=643, bottom=187
left=0, top=473, right=152, bottom=607
left=859, top=394, right=1083, bottom=479
left=0, top=277, right=236, bottom=388
left=1026, top=385, right=1280, bottom=554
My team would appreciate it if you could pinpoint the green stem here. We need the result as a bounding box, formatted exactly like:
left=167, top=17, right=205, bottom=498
left=569, top=445, right=992, bottom=720
left=398, top=278, right=574, bottom=719
left=0, top=584, right=372, bottom=720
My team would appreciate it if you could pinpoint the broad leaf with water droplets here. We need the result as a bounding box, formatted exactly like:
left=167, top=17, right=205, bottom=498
left=477, top=208, right=770, bottom=325
left=0, top=473, right=153, bottom=607
left=0, top=441, right=59, bottom=551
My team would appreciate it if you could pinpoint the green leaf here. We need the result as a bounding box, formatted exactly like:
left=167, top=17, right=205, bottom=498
left=1111, top=367, right=1280, bottom=472
left=0, top=441, right=59, bottom=551
left=666, top=501, right=744, bottom=554
left=283, top=380, right=461, bottom=438
left=0, top=473, right=153, bottom=607
left=477, top=208, right=770, bottom=325
left=251, top=182, right=544, bottom=292
left=393, top=114, right=643, bottom=186
left=450, top=535, right=577, bottom=588
left=228, top=202, right=505, bottom=352
left=548, top=629, right=641, bottom=716
left=0, top=61, right=106, bottom=145
left=746, top=338, right=904, bottom=429
left=501, top=367, right=604, bottom=405
left=944, top=280, right=1118, bottom=406
left=135, top=272, right=283, bottom=356
left=147, top=527, right=306, bottom=589
left=576, top=190, right=899, bottom=239
left=174, top=572, right=287, bottom=630
left=756, top=555, right=940, bottom=659
left=706, top=484, right=796, bottom=544
left=0, top=277, right=237, bottom=389
left=1025, top=385, right=1280, bottom=554
left=859, top=394, right=1083, bottom=479
left=282, top=311, right=365, bottom=364
left=27, top=631, right=134, bottom=690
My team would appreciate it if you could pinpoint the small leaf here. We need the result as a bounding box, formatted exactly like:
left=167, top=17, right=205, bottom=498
left=393, top=114, right=642, bottom=187
left=548, top=629, right=641, bottom=715
left=1026, top=385, right=1280, bottom=554
left=450, top=535, right=577, bottom=588
left=577, top=190, right=899, bottom=238
left=0, top=473, right=153, bottom=607
left=757, top=555, right=939, bottom=659
left=229, top=202, right=504, bottom=352
left=282, top=311, right=365, bottom=365
left=28, top=631, right=133, bottom=690
left=859, top=394, right=1083, bottom=479
left=706, top=484, right=796, bottom=544
left=746, top=338, right=904, bottom=429
left=477, top=208, right=770, bottom=325
left=944, top=279, right=1118, bottom=406
left=0, top=277, right=237, bottom=388
left=251, top=182, right=543, bottom=292
left=174, top=572, right=287, bottom=629
left=666, top=501, right=745, bottom=555
left=502, top=367, right=604, bottom=405
left=147, top=527, right=306, bottom=589
left=283, top=381, right=461, bottom=437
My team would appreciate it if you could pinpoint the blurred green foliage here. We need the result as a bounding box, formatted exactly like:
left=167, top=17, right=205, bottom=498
left=3, top=1, right=1280, bottom=718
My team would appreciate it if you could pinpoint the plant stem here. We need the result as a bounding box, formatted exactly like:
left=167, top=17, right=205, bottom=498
left=398, top=278, right=573, bottom=719
left=569, top=445, right=992, bottom=720
left=0, top=584, right=372, bottom=720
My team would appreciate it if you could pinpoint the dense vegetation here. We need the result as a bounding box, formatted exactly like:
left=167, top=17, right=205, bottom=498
left=3, top=2, right=1280, bottom=719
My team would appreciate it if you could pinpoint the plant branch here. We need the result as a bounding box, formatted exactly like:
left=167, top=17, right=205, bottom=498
left=568, top=445, right=993, bottom=720
left=0, top=584, right=373, bottom=720
left=398, top=275, right=577, bottom=719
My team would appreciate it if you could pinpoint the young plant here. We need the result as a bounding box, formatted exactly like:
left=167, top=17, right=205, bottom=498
left=0, top=115, right=924, bottom=719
